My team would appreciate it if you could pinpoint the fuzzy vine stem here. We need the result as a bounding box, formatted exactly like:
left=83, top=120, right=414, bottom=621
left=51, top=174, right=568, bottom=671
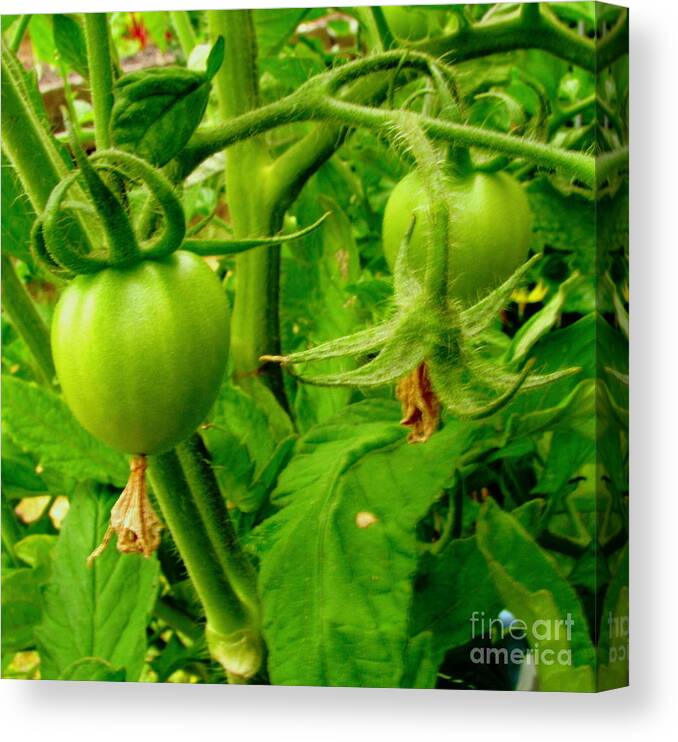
left=9, top=15, right=32, bottom=53
left=178, top=49, right=625, bottom=189
left=320, top=96, right=598, bottom=187
left=415, top=4, right=628, bottom=73
left=1, top=255, right=56, bottom=386
left=176, top=436, right=259, bottom=616
left=83, top=14, right=115, bottom=150
left=1, top=48, right=71, bottom=210
left=147, top=449, right=262, bottom=682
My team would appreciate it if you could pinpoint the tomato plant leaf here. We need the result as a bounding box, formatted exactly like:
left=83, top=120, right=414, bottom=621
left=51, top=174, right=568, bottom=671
left=253, top=9, right=309, bottom=58
left=35, top=484, right=160, bottom=681
left=1, top=375, right=128, bottom=488
left=405, top=536, right=503, bottom=688
left=205, top=36, right=225, bottom=81
left=110, top=66, right=213, bottom=166
left=53, top=14, right=89, bottom=79
left=59, top=657, right=127, bottom=682
left=1, top=568, right=43, bottom=656
left=252, top=401, right=472, bottom=687
left=476, top=499, right=596, bottom=691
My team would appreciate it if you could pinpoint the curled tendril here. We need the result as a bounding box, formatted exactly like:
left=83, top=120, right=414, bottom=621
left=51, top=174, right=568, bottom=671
left=32, top=147, right=185, bottom=277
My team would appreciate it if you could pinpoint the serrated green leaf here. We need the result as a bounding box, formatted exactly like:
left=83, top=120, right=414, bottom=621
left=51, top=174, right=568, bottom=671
left=2, top=375, right=128, bottom=487
left=526, top=177, right=594, bottom=259
left=506, top=272, right=584, bottom=364
left=15, top=534, right=57, bottom=583
left=53, top=14, right=88, bottom=79
left=35, top=485, right=160, bottom=680
left=253, top=401, right=472, bottom=687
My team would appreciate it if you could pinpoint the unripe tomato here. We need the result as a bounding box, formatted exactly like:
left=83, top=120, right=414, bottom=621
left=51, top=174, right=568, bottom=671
left=382, top=170, right=532, bottom=305
left=382, top=7, right=429, bottom=41
left=51, top=251, right=229, bottom=455
left=382, top=7, right=447, bottom=41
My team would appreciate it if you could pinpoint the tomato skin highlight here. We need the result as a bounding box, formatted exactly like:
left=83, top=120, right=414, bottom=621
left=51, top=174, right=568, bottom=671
left=382, top=170, right=532, bottom=305
left=51, top=250, right=229, bottom=455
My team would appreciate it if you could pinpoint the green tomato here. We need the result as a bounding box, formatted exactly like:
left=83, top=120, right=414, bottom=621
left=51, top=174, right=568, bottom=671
left=382, top=7, right=430, bottom=41
left=382, top=169, right=532, bottom=305
left=51, top=251, right=229, bottom=455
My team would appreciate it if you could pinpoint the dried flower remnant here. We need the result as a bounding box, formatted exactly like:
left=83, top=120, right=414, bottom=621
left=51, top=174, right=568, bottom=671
left=397, top=362, right=441, bottom=443
left=87, top=455, right=162, bottom=566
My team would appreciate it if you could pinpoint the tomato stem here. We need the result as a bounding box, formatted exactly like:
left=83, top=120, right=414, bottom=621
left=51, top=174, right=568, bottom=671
left=169, top=11, right=197, bottom=57
left=0, top=255, right=56, bottom=386
left=148, top=447, right=263, bottom=681
left=9, top=14, right=32, bottom=54
left=175, top=436, right=260, bottom=617
left=208, top=9, right=290, bottom=413
left=84, top=14, right=115, bottom=151
left=177, top=47, right=625, bottom=189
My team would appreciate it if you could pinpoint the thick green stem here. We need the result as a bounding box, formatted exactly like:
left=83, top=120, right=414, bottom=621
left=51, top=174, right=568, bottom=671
left=9, top=15, right=32, bottom=53
left=1, top=49, right=70, bottom=210
left=147, top=449, right=262, bottom=682
left=207, top=10, right=288, bottom=409
left=84, top=13, right=114, bottom=150
left=176, top=436, right=259, bottom=616
left=1, top=255, right=55, bottom=386
left=170, top=11, right=197, bottom=57
left=178, top=47, right=622, bottom=189
left=416, top=4, right=627, bottom=72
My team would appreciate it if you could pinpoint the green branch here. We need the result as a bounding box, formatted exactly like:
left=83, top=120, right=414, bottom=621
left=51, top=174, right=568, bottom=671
left=320, top=96, right=597, bottom=187
left=148, top=448, right=262, bottom=682
left=9, top=14, right=32, bottom=53
left=176, top=437, right=259, bottom=615
left=83, top=14, right=115, bottom=150
left=180, top=84, right=605, bottom=190
left=415, top=4, right=628, bottom=73
left=1, top=255, right=55, bottom=386
left=207, top=10, right=289, bottom=412
left=1, top=49, right=71, bottom=210
left=170, top=11, right=197, bottom=57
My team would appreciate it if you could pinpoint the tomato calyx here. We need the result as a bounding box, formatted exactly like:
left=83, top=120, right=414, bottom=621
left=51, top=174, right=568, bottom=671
left=262, top=198, right=579, bottom=436
left=32, top=143, right=187, bottom=278
left=87, top=455, right=163, bottom=566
